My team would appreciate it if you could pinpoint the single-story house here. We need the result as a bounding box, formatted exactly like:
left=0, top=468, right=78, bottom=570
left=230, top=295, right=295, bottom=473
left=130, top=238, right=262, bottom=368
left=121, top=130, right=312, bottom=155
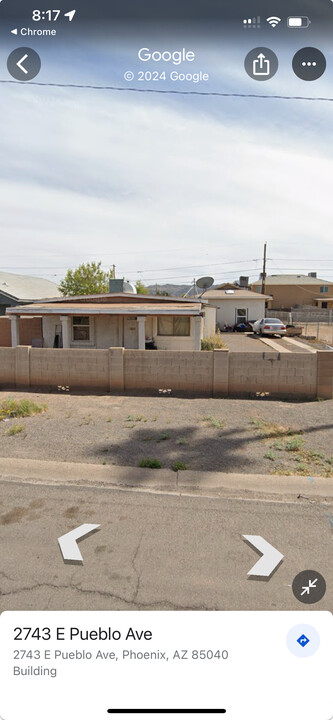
left=6, top=291, right=216, bottom=351
left=201, top=284, right=271, bottom=328
left=0, top=271, right=61, bottom=315
left=251, top=273, right=333, bottom=310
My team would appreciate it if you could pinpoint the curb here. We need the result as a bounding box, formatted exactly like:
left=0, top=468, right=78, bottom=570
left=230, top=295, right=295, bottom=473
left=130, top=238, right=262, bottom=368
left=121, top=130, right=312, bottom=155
left=0, top=457, right=332, bottom=500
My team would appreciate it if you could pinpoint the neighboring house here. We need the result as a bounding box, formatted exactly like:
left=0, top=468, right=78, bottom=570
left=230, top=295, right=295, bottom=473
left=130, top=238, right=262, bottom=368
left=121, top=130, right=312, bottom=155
left=6, top=291, right=216, bottom=352
left=201, top=284, right=271, bottom=328
left=0, top=271, right=61, bottom=315
left=251, top=274, right=333, bottom=310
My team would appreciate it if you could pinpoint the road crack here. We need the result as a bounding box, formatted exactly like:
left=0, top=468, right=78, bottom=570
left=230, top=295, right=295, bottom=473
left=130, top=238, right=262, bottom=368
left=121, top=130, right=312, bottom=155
left=0, top=581, right=213, bottom=611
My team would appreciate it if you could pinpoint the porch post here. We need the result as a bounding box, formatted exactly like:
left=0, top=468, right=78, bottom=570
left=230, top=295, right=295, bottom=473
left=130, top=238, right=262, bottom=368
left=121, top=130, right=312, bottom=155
left=193, top=316, right=202, bottom=351
left=10, top=315, right=20, bottom=347
left=60, top=315, right=71, bottom=348
left=137, top=316, right=146, bottom=350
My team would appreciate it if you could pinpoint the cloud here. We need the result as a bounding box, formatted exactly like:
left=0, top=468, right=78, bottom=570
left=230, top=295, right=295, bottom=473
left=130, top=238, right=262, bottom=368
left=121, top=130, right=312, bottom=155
left=0, top=44, right=332, bottom=284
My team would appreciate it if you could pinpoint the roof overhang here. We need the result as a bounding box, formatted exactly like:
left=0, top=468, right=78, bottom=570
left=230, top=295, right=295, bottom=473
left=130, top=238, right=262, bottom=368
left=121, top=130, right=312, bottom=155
left=33, top=291, right=206, bottom=305
left=202, top=294, right=272, bottom=301
left=6, top=304, right=202, bottom=317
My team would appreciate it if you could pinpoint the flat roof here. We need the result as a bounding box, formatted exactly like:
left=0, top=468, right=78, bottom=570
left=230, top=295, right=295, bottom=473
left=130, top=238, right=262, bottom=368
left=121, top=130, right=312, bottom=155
left=201, top=289, right=271, bottom=300
left=7, top=302, right=202, bottom=317
left=38, top=292, right=202, bottom=304
left=252, top=275, right=333, bottom=286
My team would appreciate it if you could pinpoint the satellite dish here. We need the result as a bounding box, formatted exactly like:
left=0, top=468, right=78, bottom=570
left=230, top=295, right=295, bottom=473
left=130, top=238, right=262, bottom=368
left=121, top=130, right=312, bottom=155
left=196, top=276, right=214, bottom=291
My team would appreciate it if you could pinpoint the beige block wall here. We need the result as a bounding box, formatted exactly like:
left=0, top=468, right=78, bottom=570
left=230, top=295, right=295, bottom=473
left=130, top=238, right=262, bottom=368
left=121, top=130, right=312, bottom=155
left=30, top=348, right=110, bottom=389
left=0, top=348, right=16, bottom=384
left=124, top=350, right=213, bottom=392
left=228, top=351, right=317, bottom=396
left=317, top=351, right=333, bottom=399
left=0, top=346, right=330, bottom=399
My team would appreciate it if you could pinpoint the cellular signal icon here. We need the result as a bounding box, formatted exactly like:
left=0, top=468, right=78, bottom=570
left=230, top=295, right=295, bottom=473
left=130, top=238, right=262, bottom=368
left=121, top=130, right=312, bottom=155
left=266, top=16, right=281, bottom=27
left=243, top=16, right=261, bottom=28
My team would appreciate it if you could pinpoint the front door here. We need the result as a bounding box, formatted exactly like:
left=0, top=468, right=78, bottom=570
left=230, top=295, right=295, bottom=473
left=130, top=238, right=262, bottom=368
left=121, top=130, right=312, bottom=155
left=123, top=317, right=138, bottom=349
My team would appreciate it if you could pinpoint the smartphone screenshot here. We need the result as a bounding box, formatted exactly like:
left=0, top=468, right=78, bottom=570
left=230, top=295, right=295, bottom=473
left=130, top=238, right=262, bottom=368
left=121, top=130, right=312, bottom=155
left=0, top=1, right=332, bottom=718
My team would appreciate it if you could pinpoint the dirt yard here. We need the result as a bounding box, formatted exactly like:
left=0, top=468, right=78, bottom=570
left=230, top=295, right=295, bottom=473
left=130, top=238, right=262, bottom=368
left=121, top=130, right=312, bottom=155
left=1, top=390, right=333, bottom=478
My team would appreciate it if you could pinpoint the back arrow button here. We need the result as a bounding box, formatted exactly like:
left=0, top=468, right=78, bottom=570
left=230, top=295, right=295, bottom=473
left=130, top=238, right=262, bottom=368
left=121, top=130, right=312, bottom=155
left=16, top=53, right=29, bottom=74
left=7, top=47, right=41, bottom=81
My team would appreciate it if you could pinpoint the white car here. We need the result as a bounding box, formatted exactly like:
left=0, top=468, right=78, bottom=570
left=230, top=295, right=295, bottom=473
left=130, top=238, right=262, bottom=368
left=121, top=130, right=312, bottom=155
left=253, top=318, right=287, bottom=337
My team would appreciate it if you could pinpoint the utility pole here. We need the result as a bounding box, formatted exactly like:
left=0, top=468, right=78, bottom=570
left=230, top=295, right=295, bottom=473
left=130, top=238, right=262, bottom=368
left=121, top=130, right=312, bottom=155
left=112, top=264, right=116, bottom=279
left=261, top=243, right=267, bottom=295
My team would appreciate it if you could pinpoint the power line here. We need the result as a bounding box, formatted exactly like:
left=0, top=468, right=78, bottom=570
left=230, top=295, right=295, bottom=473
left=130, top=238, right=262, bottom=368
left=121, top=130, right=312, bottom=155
left=0, top=258, right=260, bottom=272
left=0, top=79, right=332, bottom=102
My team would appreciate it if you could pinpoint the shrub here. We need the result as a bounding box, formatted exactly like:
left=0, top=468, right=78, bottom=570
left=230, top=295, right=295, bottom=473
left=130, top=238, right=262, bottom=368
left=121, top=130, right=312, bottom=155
left=172, top=461, right=188, bottom=472
left=156, top=432, right=171, bottom=443
left=6, top=423, right=25, bottom=436
left=138, top=458, right=162, bottom=469
left=0, top=397, right=46, bottom=420
left=285, top=436, right=304, bottom=452
left=201, top=332, right=226, bottom=351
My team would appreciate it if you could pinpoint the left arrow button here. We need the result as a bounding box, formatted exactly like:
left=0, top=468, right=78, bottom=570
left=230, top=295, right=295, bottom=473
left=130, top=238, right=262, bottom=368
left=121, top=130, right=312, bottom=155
left=58, top=524, right=101, bottom=564
left=7, top=47, right=41, bottom=81
left=16, top=53, right=29, bottom=74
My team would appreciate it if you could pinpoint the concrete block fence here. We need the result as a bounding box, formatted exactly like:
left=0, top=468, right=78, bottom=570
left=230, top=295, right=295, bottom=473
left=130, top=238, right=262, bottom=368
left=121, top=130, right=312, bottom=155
left=0, top=346, right=331, bottom=398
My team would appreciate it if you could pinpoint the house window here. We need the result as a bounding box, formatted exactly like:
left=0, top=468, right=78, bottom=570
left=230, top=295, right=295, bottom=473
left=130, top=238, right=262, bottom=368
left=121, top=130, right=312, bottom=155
left=72, top=316, right=91, bottom=342
left=235, top=308, right=247, bottom=325
left=158, top=316, right=190, bottom=336
left=320, top=286, right=328, bottom=293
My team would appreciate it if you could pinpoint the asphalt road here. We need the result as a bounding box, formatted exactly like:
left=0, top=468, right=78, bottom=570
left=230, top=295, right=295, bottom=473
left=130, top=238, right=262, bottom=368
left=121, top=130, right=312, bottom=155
left=1, top=478, right=332, bottom=612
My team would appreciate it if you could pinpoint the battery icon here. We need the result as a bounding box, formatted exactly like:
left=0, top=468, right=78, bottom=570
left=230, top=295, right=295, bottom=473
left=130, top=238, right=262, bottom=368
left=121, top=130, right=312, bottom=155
left=287, top=16, right=311, bottom=28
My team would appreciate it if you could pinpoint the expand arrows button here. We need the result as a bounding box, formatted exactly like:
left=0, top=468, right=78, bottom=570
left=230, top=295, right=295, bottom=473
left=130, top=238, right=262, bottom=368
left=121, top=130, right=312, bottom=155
left=16, top=53, right=29, bottom=74
left=58, top=524, right=100, bottom=564
left=243, top=535, right=284, bottom=578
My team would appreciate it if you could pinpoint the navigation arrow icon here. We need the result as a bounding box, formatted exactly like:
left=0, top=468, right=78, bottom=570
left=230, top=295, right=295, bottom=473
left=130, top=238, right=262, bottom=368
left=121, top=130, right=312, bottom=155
left=16, top=53, right=29, bottom=74
left=58, top=523, right=100, bottom=564
left=7, top=47, right=41, bottom=81
left=243, top=535, right=284, bottom=578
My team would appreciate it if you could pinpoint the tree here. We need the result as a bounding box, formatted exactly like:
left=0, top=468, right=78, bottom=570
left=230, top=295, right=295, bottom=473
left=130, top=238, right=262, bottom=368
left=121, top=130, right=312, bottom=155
left=59, top=262, right=114, bottom=296
left=135, top=280, right=149, bottom=295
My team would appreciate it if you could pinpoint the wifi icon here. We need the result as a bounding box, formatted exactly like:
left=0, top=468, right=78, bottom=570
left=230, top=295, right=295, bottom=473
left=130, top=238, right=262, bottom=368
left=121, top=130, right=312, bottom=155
left=266, top=16, right=282, bottom=27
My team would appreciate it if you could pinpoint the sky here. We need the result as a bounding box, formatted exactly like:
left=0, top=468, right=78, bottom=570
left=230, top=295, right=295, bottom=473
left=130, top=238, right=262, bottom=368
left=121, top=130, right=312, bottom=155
left=0, top=12, right=333, bottom=288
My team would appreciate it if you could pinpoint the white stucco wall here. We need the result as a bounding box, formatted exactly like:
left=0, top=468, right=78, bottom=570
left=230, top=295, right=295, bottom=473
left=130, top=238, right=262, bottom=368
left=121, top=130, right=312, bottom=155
left=42, top=314, right=201, bottom=350
left=203, top=306, right=216, bottom=337
left=42, top=315, right=61, bottom=347
left=207, top=299, right=266, bottom=327
left=95, top=316, right=121, bottom=348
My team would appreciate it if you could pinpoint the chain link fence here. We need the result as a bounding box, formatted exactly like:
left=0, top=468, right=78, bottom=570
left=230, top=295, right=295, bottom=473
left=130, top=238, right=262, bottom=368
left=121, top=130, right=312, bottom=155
left=268, top=309, right=333, bottom=344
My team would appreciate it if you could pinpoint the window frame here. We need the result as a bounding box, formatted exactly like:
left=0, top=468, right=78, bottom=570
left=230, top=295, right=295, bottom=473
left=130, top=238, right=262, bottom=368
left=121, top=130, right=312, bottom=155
left=71, top=315, right=94, bottom=344
left=157, top=316, right=191, bottom=337
left=235, top=308, right=248, bottom=324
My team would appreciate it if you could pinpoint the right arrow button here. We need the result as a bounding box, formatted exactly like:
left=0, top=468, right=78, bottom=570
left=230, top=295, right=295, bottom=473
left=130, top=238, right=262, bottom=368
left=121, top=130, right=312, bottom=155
left=243, top=535, right=284, bottom=578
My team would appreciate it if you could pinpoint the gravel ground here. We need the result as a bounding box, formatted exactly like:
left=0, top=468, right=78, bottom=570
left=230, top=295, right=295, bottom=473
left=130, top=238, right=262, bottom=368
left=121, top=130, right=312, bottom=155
left=0, top=390, right=333, bottom=477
